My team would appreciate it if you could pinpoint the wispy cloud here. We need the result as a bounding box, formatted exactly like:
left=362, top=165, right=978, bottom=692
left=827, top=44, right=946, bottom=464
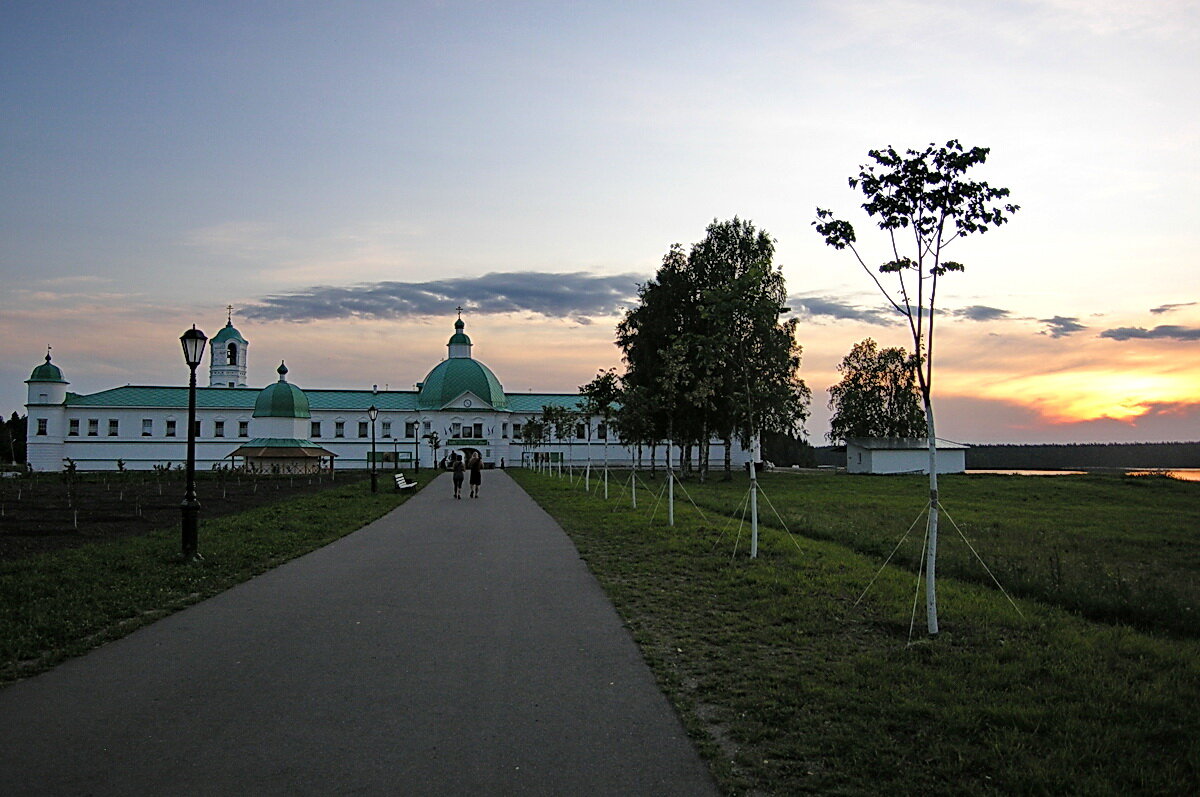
left=1150, top=301, right=1197, bottom=315
left=1100, top=325, right=1200, bottom=341
left=1039, top=316, right=1087, bottom=338
left=951, top=305, right=1011, bottom=322
left=242, top=272, right=642, bottom=324
left=786, top=295, right=897, bottom=326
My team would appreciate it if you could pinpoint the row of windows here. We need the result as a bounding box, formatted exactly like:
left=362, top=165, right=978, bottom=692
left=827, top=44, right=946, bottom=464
left=35, top=416, right=609, bottom=441
left=310, top=420, right=423, bottom=439
left=60, top=418, right=250, bottom=438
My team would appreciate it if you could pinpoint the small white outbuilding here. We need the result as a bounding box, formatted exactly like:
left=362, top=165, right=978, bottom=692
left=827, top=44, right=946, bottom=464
left=845, top=437, right=968, bottom=475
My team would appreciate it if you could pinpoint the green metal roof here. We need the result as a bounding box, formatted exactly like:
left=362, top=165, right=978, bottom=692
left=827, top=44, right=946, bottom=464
left=211, top=322, right=248, bottom=345
left=28, top=355, right=67, bottom=383
left=237, top=437, right=329, bottom=449
left=418, top=358, right=508, bottom=410
left=61, top=385, right=421, bottom=412
left=307, top=391, right=421, bottom=411
left=505, top=394, right=585, bottom=413
left=254, top=364, right=311, bottom=418
left=64, top=386, right=256, bottom=409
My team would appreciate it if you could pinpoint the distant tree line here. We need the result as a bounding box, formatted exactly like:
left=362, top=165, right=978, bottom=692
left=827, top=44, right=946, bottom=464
left=964, top=442, right=1200, bottom=470
left=811, top=441, right=1200, bottom=470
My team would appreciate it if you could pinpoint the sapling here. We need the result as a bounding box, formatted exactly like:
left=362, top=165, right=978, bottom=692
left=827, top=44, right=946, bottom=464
left=815, top=140, right=1019, bottom=634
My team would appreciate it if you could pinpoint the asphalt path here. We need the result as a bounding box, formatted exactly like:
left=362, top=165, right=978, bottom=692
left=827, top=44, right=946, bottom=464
left=0, top=470, right=718, bottom=796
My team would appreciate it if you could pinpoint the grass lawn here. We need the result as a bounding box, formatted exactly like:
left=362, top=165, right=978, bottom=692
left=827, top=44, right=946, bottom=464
left=0, top=475, right=422, bottom=685
left=511, top=468, right=1200, bottom=795
left=686, top=471, right=1200, bottom=636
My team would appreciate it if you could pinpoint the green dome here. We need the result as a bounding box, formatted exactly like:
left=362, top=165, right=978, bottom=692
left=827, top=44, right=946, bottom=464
left=253, top=362, right=311, bottom=418
left=448, top=318, right=471, bottom=347
left=28, top=353, right=67, bottom=383
left=212, top=321, right=248, bottom=345
left=418, top=358, right=508, bottom=410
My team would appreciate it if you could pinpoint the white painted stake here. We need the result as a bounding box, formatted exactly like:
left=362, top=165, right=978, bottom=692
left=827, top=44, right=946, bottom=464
left=668, top=470, right=674, bottom=527
left=750, top=433, right=764, bottom=558
left=585, top=463, right=590, bottom=492
left=631, top=470, right=637, bottom=509
left=926, top=409, right=940, bottom=635
left=750, top=466, right=759, bottom=559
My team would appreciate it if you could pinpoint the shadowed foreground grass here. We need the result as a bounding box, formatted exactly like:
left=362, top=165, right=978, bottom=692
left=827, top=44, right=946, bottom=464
left=512, top=468, right=1199, bottom=795
left=0, top=476, right=420, bottom=685
left=687, top=471, right=1200, bottom=637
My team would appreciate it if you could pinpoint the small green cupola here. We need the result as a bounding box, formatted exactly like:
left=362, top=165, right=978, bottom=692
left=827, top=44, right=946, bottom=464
left=26, top=348, right=70, bottom=406
left=28, top=350, right=67, bottom=384
left=253, top=362, right=311, bottom=419
left=448, top=313, right=473, bottom=358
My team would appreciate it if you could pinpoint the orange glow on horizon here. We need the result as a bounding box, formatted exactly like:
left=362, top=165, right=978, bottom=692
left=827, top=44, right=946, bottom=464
left=945, top=368, right=1200, bottom=425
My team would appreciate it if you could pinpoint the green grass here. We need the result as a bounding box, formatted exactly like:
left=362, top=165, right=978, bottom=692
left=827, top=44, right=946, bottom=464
left=678, top=471, right=1200, bottom=637
left=0, top=477, right=420, bottom=684
left=512, top=468, right=1200, bottom=795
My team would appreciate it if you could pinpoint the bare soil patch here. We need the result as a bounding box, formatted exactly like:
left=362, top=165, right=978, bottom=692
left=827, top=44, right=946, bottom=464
left=0, top=470, right=377, bottom=561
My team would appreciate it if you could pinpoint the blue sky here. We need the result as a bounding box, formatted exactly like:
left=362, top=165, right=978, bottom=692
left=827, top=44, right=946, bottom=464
left=3, top=1, right=1198, bottom=442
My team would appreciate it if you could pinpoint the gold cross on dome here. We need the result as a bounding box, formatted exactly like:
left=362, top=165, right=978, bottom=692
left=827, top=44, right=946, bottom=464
left=226, top=305, right=234, bottom=324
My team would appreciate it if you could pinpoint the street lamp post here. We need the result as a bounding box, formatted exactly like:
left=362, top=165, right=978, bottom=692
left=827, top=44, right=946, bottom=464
left=179, top=325, right=207, bottom=562
left=368, top=404, right=379, bottom=493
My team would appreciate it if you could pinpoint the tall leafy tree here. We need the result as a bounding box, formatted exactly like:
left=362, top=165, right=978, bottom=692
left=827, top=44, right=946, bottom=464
left=827, top=338, right=926, bottom=443
left=617, top=218, right=810, bottom=480
left=815, top=140, right=1019, bottom=634
left=617, top=244, right=694, bottom=468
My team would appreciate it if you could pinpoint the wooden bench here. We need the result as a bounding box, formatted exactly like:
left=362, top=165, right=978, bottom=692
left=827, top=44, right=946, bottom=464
left=394, top=473, right=417, bottom=491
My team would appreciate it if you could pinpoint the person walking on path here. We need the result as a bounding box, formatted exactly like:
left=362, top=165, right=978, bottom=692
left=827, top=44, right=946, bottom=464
left=468, top=452, right=482, bottom=498
left=451, top=454, right=464, bottom=499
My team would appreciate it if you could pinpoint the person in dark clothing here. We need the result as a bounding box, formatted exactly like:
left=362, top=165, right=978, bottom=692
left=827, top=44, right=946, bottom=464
left=452, top=454, right=465, bottom=499
left=468, top=452, right=482, bottom=498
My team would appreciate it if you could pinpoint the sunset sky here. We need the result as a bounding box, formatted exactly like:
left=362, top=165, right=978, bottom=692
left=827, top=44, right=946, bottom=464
left=2, top=1, right=1197, bottom=444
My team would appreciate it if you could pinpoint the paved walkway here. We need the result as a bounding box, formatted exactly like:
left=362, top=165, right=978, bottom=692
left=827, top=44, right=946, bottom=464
left=0, top=471, right=718, bottom=796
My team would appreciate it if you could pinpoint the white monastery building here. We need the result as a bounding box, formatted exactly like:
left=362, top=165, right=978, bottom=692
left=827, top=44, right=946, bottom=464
left=25, top=313, right=754, bottom=473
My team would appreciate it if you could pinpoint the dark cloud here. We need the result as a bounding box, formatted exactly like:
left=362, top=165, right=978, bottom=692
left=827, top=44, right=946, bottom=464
left=1039, top=316, right=1087, bottom=338
left=786, top=295, right=897, bottom=326
left=951, top=305, right=1011, bottom=322
left=1100, top=325, right=1200, bottom=342
left=1150, top=302, right=1197, bottom=315
left=242, top=271, right=642, bottom=323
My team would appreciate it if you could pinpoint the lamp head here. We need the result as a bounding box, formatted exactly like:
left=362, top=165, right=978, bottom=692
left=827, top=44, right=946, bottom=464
left=180, top=325, right=208, bottom=368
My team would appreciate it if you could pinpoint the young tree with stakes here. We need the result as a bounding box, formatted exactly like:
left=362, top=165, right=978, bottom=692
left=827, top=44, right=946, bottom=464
left=815, top=140, right=1019, bottom=635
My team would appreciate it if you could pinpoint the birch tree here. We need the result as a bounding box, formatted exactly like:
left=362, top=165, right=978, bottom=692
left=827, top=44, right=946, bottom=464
left=815, top=140, right=1019, bottom=635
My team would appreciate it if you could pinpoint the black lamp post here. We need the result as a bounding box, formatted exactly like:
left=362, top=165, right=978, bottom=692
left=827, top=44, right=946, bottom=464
left=368, top=404, right=379, bottom=493
left=180, top=325, right=207, bottom=562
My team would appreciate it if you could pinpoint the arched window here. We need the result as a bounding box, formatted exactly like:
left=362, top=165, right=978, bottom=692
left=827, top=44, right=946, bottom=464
left=227, top=342, right=238, bottom=365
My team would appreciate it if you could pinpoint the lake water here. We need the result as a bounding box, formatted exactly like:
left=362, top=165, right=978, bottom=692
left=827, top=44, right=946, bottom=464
left=967, top=469, right=1200, bottom=482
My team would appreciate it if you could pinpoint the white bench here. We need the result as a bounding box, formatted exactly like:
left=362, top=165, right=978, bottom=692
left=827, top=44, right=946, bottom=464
left=394, top=473, right=417, bottom=491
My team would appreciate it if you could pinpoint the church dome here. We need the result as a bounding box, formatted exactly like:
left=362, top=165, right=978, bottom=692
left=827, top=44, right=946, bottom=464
left=211, top=320, right=248, bottom=345
left=418, top=358, right=508, bottom=410
left=28, top=353, right=67, bottom=383
left=253, top=362, right=311, bottom=418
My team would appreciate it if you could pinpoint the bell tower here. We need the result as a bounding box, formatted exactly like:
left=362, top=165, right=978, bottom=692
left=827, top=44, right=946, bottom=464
left=209, top=305, right=249, bottom=387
